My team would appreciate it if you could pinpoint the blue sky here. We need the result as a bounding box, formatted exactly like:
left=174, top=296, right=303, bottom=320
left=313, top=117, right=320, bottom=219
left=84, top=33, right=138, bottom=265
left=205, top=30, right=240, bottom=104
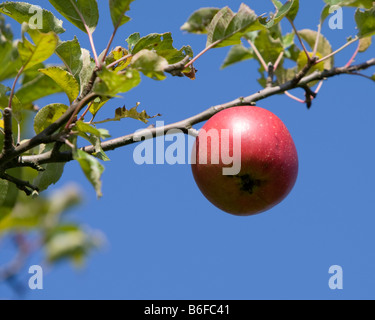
left=1, top=0, right=375, bottom=300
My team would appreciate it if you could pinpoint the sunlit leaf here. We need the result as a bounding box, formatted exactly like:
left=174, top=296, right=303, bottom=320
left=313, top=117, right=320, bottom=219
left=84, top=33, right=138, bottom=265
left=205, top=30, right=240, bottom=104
left=130, top=32, right=194, bottom=64
left=0, top=83, right=23, bottom=123
left=260, top=0, right=298, bottom=28
left=79, top=48, right=95, bottom=94
left=16, top=73, right=63, bottom=109
left=181, top=7, right=220, bottom=34
left=221, top=44, right=254, bottom=69
left=0, top=168, right=20, bottom=221
left=39, top=67, right=80, bottom=103
left=33, top=144, right=68, bottom=191
left=74, top=149, right=104, bottom=198
left=323, top=0, right=374, bottom=9
left=0, top=40, right=22, bottom=81
left=359, top=36, right=372, bottom=52
left=298, top=29, right=334, bottom=69
left=207, top=4, right=263, bottom=48
left=0, top=1, right=65, bottom=34
left=56, top=37, right=83, bottom=81
left=48, top=0, right=99, bottom=33
left=45, top=224, right=101, bottom=265
left=131, top=49, right=168, bottom=80
left=18, top=30, right=58, bottom=71
left=93, top=67, right=141, bottom=97
left=355, top=7, right=375, bottom=38
left=33, top=103, right=69, bottom=134
left=94, top=103, right=161, bottom=125
left=109, top=0, right=134, bottom=28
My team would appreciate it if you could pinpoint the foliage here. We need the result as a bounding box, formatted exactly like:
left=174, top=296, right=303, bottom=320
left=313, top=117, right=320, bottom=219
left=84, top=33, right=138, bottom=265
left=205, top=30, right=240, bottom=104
left=0, top=0, right=374, bottom=290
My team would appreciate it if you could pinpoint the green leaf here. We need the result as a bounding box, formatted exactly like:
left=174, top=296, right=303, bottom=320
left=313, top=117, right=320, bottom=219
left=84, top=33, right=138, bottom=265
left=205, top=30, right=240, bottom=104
left=94, top=103, right=161, bottom=125
left=79, top=48, right=95, bottom=94
left=275, top=66, right=298, bottom=85
left=33, top=144, right=67, bottom=191
left=0, top=84, right=23, bottom=123
left=130, top=32, right=194, bottom=64
left=298, top=29, right=334, bottom=69
left=18, top=30, right=58, bottom=70
left=0, top=40, right=23, bottom=81
left=245, top=29, right=284, bottom=68
left=131, top=49, right=168, bottom=80
left=323, top=0, right=374, bottom=9
left=74, top=121, right=103, bottom=138
left=320, top=5, right=331, bottom=24
left=260, top=0, right=297, bottom=28
left=207, top=4, right=263, bottom=48
left=181, top=7, right=220, bottom=34
left=355, top=7, right=375, bottom=38
left=0, top=12, right=13, bottom=42
left=0, top=169, right=20, bottom=221
left=126, top=32, right=141, bottom=51
left=89, top=96, right=109, bottom=118
left=39, top=67, right=80, bottom=103
left=221, top=44, right=254, bottom=69
left=33, top=103, right=69, bottom=134
left=74, top=149, right=104, bottom=198
left=48, top=0, right=99, bottom=33
left=16, top=73, right=64, bottom=108
left=56, top=37, right=83, bottom=81
left=286, top=0, right=299, bottom=21
left=74, top=122, right=110, bottom=161
left=0, top=1, right=65, bottom=34
left=45, top=224, right=101, bottom=264
left=109, top=0, right=134, bottom=28
left=359, top=36, right=372, bottom=52
left=93, top=67, right=141, bottom=97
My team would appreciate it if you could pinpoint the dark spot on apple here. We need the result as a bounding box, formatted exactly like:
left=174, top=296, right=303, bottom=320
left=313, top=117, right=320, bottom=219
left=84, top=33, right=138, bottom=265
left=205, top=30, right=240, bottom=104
left=227, top=174, right=262, bottom=194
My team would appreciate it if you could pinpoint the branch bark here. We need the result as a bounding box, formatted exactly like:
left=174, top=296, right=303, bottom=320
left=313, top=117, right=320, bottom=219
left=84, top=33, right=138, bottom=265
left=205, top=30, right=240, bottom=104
left=15, top=58, right=375, bottom=168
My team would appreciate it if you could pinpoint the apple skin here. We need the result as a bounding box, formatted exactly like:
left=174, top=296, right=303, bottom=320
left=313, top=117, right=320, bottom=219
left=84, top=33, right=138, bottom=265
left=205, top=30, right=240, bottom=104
left=191, top=106, right=298, bottom=216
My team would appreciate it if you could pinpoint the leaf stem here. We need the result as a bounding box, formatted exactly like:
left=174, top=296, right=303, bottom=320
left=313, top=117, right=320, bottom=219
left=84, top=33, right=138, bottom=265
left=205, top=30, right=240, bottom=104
left=106, top=54, right=133, bottom=69
left=184, top=40, right=221, bottom=69
left=288, top=18, right=311, bottom=61
left=316, top=37, right=359, bottom=65
left=312, top=23, right=322, bottom=57
left=246, top=38, right=268, bottom=71
left=69, top=0, right=100, bottom=67
left=7, top=66, right=24, bottom=110
left=273, top=51, right=284, bottom=71
left=344, top=41, right=360, bottom=68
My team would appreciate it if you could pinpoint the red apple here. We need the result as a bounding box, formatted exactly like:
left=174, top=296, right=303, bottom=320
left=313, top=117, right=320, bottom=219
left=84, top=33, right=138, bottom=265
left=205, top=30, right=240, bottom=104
left=191, top=106, right=298, bottom=216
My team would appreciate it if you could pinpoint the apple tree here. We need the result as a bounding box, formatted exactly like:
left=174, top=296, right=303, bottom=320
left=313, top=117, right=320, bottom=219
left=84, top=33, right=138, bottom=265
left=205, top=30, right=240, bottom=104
left=0, top=0, right=374, bottom=292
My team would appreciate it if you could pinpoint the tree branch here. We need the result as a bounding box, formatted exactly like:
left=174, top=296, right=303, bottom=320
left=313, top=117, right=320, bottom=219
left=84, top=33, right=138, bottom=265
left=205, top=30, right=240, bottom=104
left=15, top=58, right=375, bottom=168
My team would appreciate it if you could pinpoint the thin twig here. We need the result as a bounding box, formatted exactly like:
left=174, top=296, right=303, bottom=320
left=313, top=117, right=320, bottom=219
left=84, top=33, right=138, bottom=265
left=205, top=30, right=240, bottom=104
left=0, top=173, right=39, bottom=196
